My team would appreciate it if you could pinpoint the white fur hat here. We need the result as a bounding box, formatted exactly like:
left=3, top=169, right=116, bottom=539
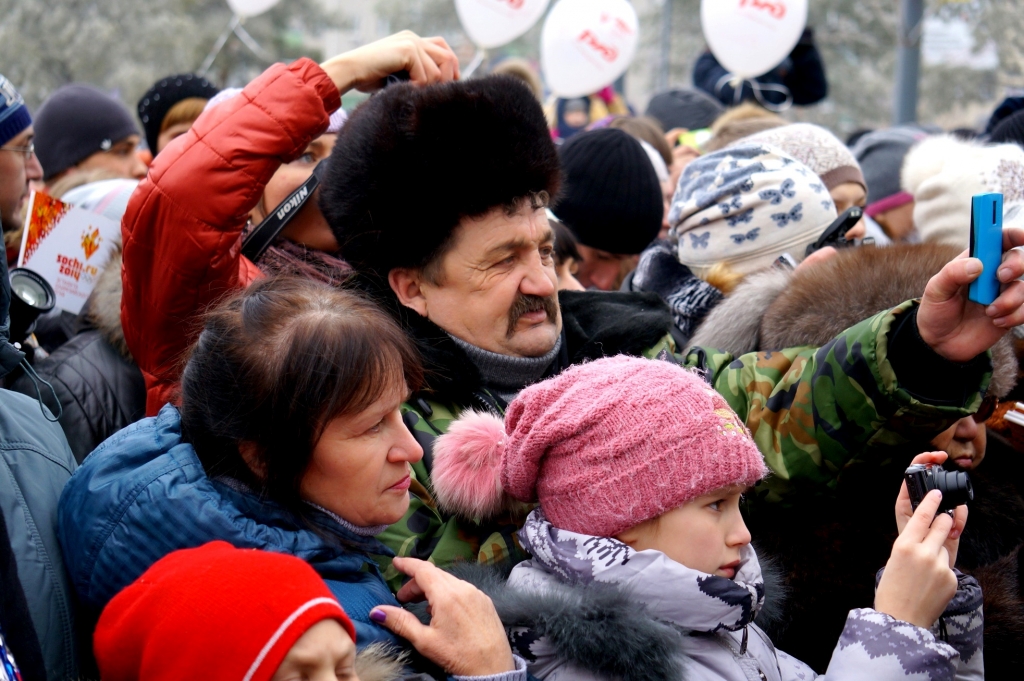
left=902, top=135, right=1024, bottom=248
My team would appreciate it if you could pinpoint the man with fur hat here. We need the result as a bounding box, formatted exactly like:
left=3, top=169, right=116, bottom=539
left=320, top=70, right=1024, bottom=581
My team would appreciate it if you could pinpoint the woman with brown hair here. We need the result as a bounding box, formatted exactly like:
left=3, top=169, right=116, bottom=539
left=58, top=276, right=526, bottom=680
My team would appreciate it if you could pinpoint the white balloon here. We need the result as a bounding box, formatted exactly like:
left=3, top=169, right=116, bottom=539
left=455, top=0, right=550, bottom=50
left=700, top=0, right=807, bottom=79
left=226, top=0, right=281, bottom=19
left=541, top=0, right=639, bottom=99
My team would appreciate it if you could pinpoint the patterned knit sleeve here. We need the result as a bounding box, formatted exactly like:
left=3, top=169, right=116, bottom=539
left=819, top=608, right=961, bottom=680
left=870, top=569, right=985, bottom=681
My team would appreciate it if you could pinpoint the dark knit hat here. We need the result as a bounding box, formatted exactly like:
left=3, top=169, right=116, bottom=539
left=0, top=74, right=32, bottom=148
left=320, top=75, right=560, bottom=279
left=34, top=84, right=139, bottom=180
left=552, top=128, right=663, bottom=255
left=990, top=109, right=1024, bottom=148
left=850, top=126, right=927, bottom=215
left=644, top=88, right=724, bottom=132
left=137, top=73, right=219, bottom=154
left=986, top=96, right=1024, bottom=135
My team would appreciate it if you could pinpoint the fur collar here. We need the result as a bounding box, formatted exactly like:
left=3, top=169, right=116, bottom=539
left=81, top=250, right=131, bottom=361
left=688, top=266, right=790, bottom=356
left=688, top=244, right=1018, bottom=398
left=444, top=561, right=686, bottom=681
left=444, top=550, right=787, bottom=681
left=354, top=644, right=405, bottom=681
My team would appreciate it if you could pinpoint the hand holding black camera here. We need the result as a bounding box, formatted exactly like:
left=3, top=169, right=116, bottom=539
left=896, top=451, right=969, bottom=569
left=873, top=451, right=970, bottom=628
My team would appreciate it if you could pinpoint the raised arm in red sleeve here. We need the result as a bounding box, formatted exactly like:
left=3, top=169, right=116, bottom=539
left=120, top=58, right=341, bottom=415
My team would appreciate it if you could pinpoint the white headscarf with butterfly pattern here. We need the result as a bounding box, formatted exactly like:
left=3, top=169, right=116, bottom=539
left=669, top=144, right=837, bottom=278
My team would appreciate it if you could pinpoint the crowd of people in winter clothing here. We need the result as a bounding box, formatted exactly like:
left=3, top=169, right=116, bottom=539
left=6, top=23, right=1024, bottom=681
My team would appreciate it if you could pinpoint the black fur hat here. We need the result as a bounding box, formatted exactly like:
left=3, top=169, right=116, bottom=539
left=319, top=75, right=560, bottom=279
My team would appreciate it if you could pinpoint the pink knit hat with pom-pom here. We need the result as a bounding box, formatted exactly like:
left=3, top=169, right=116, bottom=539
left=431, top=355, right=767, bottom=537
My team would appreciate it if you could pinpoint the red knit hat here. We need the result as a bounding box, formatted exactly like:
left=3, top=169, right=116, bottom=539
left=94, top=541, right=356, bottom=681
left=431, top=356, right=768, bottom=537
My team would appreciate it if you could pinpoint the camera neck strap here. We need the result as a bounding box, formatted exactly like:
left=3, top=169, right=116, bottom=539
left=241, top=172, right=320, bottom=263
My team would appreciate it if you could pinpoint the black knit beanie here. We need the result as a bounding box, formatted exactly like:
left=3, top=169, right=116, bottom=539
left=34, top=84, right=139, bottom=180
left=644, top=88, right=723, bottom=133
left=137, top=73, right=219, bottom=154
left=990, top=109, right=1024, bottom=149
left=552, top=128, right=663, bottom=255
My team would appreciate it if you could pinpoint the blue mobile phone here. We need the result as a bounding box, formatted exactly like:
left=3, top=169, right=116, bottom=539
left=969, top=192, right=1003, bottom=306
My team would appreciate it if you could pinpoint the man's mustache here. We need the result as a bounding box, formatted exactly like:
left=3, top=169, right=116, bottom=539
left=507, top=293, right=558, bottom=338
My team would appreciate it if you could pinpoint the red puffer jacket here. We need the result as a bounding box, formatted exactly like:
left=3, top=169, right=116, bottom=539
left=120, top=58, right=340, bottom=416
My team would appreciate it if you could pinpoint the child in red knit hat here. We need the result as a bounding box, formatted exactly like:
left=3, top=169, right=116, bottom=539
left=431, top=355, right=983, bottom=681
left=94, top=541, right=396, bottom=681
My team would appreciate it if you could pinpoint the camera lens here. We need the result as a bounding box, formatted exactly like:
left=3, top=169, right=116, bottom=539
left=933, top=468, right=974, bottom=511
left=11, top=275, right=50, bottom=308
left=7, top=268, right=55, bottom=344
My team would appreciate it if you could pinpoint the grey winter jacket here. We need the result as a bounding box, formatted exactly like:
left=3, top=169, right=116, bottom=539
left=495, top=511, right=982, bottom=681
left=0, top=391, right=78, bottom=681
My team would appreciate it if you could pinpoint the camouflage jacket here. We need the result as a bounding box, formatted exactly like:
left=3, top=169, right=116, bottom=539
left=374, top=291, right=990, bottom=589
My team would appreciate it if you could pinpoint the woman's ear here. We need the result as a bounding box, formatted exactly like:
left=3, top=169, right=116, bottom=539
left=238, top=441, right=268, bottom=480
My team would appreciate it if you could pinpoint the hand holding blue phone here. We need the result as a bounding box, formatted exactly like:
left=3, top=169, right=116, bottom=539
left=968, top=193, right=1003, bottom=306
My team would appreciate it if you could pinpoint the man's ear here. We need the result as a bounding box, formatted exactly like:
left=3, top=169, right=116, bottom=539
left=388, top=268, right=429, bottom=317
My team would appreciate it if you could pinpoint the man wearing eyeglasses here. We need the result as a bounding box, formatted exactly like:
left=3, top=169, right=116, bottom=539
left=0, top=74, right=43, bottom=264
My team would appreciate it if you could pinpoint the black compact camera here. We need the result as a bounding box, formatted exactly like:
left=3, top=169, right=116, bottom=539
left=805, top=206, right=865, bottom=257
left=904, top=463, right=974, bottom=515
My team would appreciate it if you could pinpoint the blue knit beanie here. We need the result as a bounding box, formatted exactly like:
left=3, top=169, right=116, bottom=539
left=0, top=74, right=32, bottom=148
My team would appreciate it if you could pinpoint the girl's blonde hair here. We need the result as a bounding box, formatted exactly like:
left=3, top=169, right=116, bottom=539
left=703, top=261, right=746, bottom=294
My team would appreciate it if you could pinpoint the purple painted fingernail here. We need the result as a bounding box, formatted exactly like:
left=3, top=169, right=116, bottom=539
left=370, top=608, right=387, bottom=623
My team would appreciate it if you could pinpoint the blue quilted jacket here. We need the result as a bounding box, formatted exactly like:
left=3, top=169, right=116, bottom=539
left=57, top=404, right=400, bottom=647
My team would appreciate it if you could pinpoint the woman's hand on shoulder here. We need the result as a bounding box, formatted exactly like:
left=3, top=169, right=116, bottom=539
left=369, top=557, right=515, bottom=677
left=321, top=31, right=460, bottom=95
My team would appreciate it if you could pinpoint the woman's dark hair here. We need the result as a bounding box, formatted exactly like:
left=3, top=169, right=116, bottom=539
left=179, top=275, right=422, bottom=513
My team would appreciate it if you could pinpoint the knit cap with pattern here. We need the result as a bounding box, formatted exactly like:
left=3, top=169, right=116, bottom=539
left=552, top=127, right=664, bottom=255
left=902, top=134, right=1024, bottom=248
left=669, top=143, right=837, bottom=278
left=430, top=355, right=767, bottom=537
left=94, top=541, right=356, bottom=681
left=0, top=74, right=31, bottom=148
left=729, top=122, right=865, bottom=192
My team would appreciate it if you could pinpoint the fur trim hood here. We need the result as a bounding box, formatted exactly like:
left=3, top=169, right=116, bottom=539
left=83, top=250, right=130, bottom=360
left=689, top=243, right=1018, bottom=399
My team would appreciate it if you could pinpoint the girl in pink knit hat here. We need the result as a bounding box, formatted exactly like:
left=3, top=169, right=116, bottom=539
left=431, top=355, right=982, bottom=681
